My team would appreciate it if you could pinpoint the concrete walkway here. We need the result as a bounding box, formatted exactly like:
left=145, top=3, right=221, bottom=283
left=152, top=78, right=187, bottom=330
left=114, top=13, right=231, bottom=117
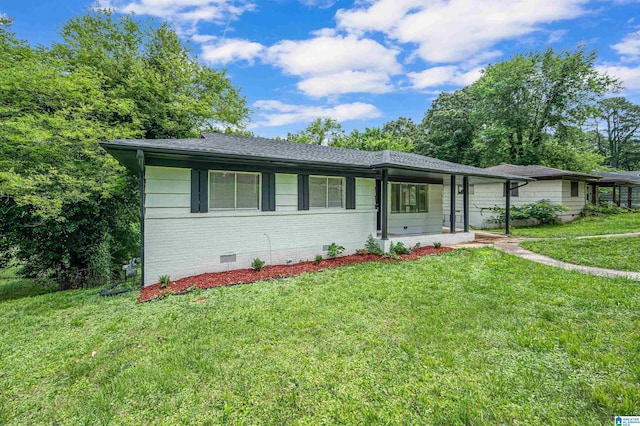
left=492, top=238, right=640, bottom=281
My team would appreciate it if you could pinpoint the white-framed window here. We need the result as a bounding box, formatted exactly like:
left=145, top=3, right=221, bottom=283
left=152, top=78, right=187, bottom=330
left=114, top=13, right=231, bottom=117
left=571, top=181, right=579, bottom=197
left=309, top=176, right=344, bottom=209
left=209, top=171, right=260, bottom=210
left=391, top=183, right=428, bottom=213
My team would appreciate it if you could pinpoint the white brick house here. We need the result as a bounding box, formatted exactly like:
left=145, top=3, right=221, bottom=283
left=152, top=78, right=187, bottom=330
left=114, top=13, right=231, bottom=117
left=101, top=133, right=526, bottom=286
left=443, top=164, right=598, bottom=229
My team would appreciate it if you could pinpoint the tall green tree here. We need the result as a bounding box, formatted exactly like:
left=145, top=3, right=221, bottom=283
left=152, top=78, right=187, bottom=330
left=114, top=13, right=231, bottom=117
left=286, top=117, right=345, bottom=145
left=332, top=127, right=413, bottom=152
left=592, top=97, right=640, bottom=169
left=0, top=12, right=249, bottom=288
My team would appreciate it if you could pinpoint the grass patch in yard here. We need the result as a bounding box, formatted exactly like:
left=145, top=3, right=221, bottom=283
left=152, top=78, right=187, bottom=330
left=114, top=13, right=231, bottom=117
left=0, top=265, right=56, bottom=302
left=484, top=212, right=640, bottom=238
left=521, top=235, right=640, bottom=272
left=1, top=248, right=639, bottom=424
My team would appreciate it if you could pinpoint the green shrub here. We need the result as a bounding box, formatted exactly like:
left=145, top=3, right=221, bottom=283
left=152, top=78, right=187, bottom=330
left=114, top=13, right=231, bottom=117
left=487, top=199, right=569, bottom=227
left=158, top=275, right=170, bottom=289
left=251, top=258, right=265, bottom=271
left=314, top=254, right=323, bottom=264
left=390, top=242, right=411, bottom=255
left=365, top=235, right=384, bottom=255
left=413, top=242, right=421, bottom=250
left=581, top=202, right=628, bottom=217
left=433, top=242, right=442, bottom=249
left=327, top=243, right=345, bottom=258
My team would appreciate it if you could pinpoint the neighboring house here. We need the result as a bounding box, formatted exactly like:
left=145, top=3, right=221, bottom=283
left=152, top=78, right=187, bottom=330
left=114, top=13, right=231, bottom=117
left=590, top=171, right=640, bottom=208
left=101, top=133, right=525, bottom=286
left=444, top=164, right=598, bottom=229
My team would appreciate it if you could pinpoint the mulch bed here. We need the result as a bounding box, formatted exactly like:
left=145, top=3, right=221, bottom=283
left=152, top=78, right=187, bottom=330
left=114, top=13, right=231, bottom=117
left=138, top=245, right=454, bottom=302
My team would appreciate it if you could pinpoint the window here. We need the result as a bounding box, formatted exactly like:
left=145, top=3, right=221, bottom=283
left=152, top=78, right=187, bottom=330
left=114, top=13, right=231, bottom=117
left=209, top=171, right=260, bottom=210
left=391, top=183, right=428, bottom=213
left=503, top=182, right=519, bottom=197
left=457, top=184, right=475, bottom=195
left=571, top=181, right=579, bottom=197
left=309, top=176, right=343, bottom=208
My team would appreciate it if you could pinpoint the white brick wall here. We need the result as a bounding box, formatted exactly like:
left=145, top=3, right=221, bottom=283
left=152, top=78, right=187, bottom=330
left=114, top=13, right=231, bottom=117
left=143, top=166, right=378, bottom=286
left=443, top=179, right=588, bottom=229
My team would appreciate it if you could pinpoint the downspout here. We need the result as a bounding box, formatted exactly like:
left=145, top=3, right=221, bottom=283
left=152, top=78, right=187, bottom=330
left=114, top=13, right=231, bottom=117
left=137, top=150, right=145, bottom=287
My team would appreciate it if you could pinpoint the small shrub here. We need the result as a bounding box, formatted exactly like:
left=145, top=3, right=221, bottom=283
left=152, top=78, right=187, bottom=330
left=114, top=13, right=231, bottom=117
left=390, top=242, right=411, bottom=255
left=356, top=248, right=369, bottom=255
left=413, top=242, right=421, bottom=250
left=251, top=257, right=265, bottom=271
left=581, top=202, right=627, bottom=217
left=158, top=275, right=170, bottom=289
left=314, top=254, right=323, bottom=264
left=327, top=243, right=345, bottom=258
left=433, top=242, right=442, bottom=249
left=486, top=199, right=569, bottom=226
left=365, top=234, right=384, bottom=255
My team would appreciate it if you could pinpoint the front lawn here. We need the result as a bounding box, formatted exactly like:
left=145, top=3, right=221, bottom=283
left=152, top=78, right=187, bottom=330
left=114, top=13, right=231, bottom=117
left=521, top=235, right=640, bottom=272
left=1, top=249, right=639, bottom=424
left=485, top=212, right=640, bottom=238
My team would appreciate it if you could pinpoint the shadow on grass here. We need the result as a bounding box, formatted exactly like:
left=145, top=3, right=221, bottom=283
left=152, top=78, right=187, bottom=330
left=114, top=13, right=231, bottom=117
left=0, top=277, right=57, bottom=302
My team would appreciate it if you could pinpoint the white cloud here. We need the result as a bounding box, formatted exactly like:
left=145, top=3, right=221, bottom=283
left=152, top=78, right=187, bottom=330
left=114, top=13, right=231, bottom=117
left=266, top=34, right=401, bottom=76
left=297, top=70, right=393, bottom=97
left=597, top=64, right=640, bottom=91
left=200, top=38, right=265, bottom=64
left=408, top=66, right=483, bottom=89
left=251, top=100, right=382, bottom=127
left=98, top=0, right=255, bottom=35
left=298, top=0, right=336, bottom=8
left=612, top=32, right=640, bottom=61
left=337, top=0, right=587, bottom=63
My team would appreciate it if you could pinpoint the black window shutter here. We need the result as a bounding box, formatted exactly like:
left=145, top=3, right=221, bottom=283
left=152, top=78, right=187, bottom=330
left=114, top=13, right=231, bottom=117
left=191, top=169, right=201, bottom=213
left=199, top=170, right=208, bottom=212
left=298, top=174, right=309, bottom=210
left=191, top=169, right=208, bottom=213
left=346, top=177, right=356, bottom=209
left=262, top=172, right=276, bottom=211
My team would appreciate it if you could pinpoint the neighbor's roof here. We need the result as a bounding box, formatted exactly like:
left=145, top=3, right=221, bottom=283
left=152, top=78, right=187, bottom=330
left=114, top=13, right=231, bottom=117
left=101, top=132, right=530, bottom=181
left=485, top=163, right=599, bottom=181
left=591, top=171, right=640, bottom=186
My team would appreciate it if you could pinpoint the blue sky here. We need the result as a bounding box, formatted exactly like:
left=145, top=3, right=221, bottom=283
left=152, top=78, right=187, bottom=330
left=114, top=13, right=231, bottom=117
left=2, top=0, right=640, bottom=138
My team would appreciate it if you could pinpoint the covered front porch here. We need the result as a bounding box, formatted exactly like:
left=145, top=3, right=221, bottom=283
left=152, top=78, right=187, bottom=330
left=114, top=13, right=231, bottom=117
left=372, top=162, right=524, bottom=250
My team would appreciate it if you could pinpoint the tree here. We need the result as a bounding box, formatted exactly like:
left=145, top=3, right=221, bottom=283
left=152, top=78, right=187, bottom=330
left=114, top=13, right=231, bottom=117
left=418, top=89, right=478, bottom=164
left=286, top=117, right=345, bottom=145
left=418, top=46, right=616, bottom=171
left=0, top=12, right=249, bottom=288
left=332, top=127, right=413, bottom=152
left=470, top=47, right=617, bottom=167
left=592, top=97, right=640, bottom=169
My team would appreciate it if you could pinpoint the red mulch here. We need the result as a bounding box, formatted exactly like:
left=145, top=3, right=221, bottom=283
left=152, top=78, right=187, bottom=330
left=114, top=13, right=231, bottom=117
left=138, top=245, right=454, bottom=302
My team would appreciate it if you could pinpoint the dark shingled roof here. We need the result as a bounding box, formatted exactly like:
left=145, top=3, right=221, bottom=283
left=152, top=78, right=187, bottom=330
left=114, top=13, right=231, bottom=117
left=101, top=132, right=530, bottom=180
left=485, top=163, right=599, bottom=181
left=592, top=171, right=640, bottom=185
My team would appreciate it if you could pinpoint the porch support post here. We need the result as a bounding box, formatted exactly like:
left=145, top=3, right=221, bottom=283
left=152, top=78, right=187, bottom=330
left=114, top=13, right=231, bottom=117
left=591, top=184, right=597, bottom=205
left=449, top=175, right=456, bottom=234
left=613, top=185, right=618, bottom=206
left=381, top=169, right=389, bottom=240
left=462, top=176, right=470, bottom=233
left=629, top=186, right=633, bottom=209
left=505, top=179, right=511, bottom=236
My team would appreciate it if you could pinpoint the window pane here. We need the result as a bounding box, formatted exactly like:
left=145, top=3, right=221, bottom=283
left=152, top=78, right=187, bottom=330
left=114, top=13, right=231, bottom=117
left=237, top=173, right=259, bottom=209
left=210, top=172, right=235, bottom=209
left=408, top=185, right=417, bottom=212
left=310, top=177, right=327, bottom=208
left=418, top=186, right=428, bottom=212
left=327, top=178, right=343, bottom=208
left=391, top=184, right=400, bottom=212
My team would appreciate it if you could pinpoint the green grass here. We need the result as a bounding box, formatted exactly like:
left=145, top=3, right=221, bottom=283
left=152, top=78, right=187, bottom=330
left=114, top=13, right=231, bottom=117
left=0, top=265, right=56, bottom=302
left=484, top=212, right=640, bottom=238
left=521, top=235, right=640, bottom=272
left=1, top=249, right=639, bottom=424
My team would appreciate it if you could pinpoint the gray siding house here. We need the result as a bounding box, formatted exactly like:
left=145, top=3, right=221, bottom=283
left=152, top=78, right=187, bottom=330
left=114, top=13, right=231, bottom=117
left=590, top=171, right=640, bottom=208
left=101, top=133, right=525, bottom=286
left=444, top=164, right=598, bottom=229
